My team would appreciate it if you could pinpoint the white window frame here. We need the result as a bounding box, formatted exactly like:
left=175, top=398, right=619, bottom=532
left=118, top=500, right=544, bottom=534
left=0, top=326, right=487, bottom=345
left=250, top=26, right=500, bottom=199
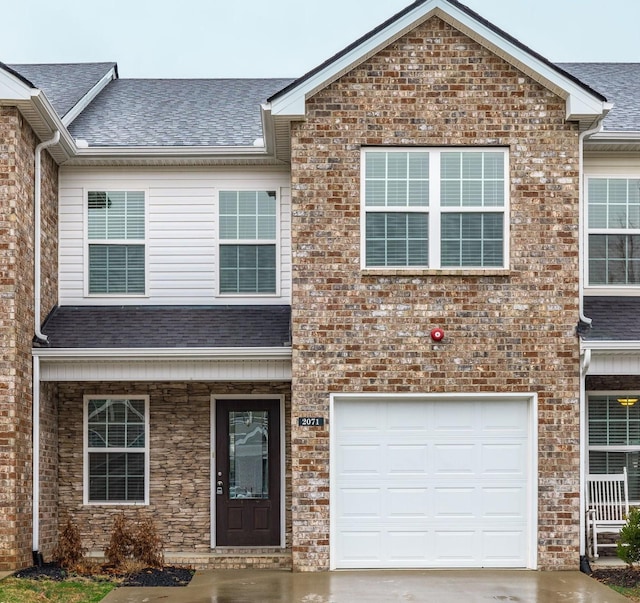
left=84, top=189, right=148, bottom=298
left=83, top=395, right=150, bottom=506
left=216, top=189, right=280, bottom=297
left=585, top=175, right=640, bottom=293
left=360, top=147, right=509, bottom=270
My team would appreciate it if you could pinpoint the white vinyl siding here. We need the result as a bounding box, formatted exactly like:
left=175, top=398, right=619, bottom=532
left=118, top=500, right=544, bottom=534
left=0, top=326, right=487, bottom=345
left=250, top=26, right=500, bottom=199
left=59, top=168, right=291, bottom=305
left=84, top=396, right=149, bottom=505
left=362, top=148, right=508, bottom=270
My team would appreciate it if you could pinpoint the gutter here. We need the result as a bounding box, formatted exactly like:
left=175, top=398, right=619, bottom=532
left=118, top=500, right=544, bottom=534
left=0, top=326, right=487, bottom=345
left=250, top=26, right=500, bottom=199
left=32, top=129, right=60, bottom=566
left=32, top=346, right=292, bottom=361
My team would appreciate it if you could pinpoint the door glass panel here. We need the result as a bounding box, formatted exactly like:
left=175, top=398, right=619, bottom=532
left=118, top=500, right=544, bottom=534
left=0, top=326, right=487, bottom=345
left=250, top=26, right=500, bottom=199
left=228, top=410, right=269, bottom=499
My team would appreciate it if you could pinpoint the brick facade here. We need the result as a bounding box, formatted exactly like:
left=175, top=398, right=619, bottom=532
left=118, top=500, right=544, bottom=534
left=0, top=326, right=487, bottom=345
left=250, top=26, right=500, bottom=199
left=57, top=381, right=291, bottom=557
left=289, top=17, right=581, bottom=570
left=0, top=107, right=58, bottom=570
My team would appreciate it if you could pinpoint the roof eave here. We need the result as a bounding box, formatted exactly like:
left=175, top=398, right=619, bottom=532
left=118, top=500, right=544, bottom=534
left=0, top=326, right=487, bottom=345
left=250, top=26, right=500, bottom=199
left=33, top=346, right=293, bottom=361
left=267, top=0, right=607, bottom=126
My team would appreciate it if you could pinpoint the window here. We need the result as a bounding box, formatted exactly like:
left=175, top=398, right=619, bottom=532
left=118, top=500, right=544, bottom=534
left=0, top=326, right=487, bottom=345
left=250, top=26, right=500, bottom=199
left=588, top=394, right=640, bottom=503
left=219, top=190, right=277, bottom=294
left=85, top=397, right=148, bottom=504
left=87, top=191, right=145, bottom=294
left=362, top=148, right=507, bottom=269
left=588, top=178, right=640, bottom=286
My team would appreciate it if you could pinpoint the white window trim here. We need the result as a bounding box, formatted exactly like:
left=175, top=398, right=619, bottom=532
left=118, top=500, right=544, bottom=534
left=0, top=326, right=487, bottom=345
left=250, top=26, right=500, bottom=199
left=209, top=394, right=286, bottom=548
left=584, top=174, right=640, bottom=295
left=83, top=395, right=150, bottom=506
left=83, top=188, right=149, bottom=298
left=360, top=147, right=510, bottom=271
left=216, top=189, right=281, bottom=298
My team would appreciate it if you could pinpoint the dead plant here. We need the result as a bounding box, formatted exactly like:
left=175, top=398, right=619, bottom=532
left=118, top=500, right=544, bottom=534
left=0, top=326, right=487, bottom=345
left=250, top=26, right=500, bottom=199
left=104, top=512, right=134, bottom=566
left=55, top=514, right=85, bottom=569
left=132, top=511, right=164, bottom=568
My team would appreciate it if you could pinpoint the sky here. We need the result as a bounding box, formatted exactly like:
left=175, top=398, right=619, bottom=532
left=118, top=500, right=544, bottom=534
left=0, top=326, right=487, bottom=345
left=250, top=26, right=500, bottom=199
left=3, top=0, right=639, bottom=79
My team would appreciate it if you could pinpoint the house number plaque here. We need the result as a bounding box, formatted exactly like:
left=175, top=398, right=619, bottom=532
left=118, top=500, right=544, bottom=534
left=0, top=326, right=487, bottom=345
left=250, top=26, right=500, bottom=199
left=298, top=417, right=324, bottom=427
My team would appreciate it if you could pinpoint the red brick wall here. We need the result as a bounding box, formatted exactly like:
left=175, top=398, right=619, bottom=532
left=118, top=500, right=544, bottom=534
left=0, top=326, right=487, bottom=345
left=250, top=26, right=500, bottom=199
left=289, top=17, right=581, bottom=570
left=0, top=107, right=59, bottom=569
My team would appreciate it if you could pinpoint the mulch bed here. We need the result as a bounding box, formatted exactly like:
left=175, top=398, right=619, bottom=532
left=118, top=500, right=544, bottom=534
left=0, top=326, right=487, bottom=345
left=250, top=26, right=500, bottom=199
left=591, top=567, right=640, bottom=588
left=13, top=562, right=194, bottom=587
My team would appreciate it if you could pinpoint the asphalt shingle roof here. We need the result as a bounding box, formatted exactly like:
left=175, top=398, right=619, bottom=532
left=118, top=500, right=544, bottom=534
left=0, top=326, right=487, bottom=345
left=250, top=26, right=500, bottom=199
left=582, top=297, right=640, bottom=341
left=8, top=62, right=116, bottom=119
left=558, top=63, right=640, bottom=132
left=40, top=305, right=291, bottom=349
left=67, top=78, right=294, bottom=147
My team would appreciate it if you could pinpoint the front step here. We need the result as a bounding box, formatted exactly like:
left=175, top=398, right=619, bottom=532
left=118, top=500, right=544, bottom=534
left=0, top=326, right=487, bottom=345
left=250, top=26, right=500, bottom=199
left=162, top=549, right=292, bottom=570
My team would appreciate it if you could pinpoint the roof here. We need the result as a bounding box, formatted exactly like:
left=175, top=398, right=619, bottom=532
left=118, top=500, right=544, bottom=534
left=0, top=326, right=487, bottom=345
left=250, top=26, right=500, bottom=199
left=67, top=78, right=294, bottom=147
left=7, top=62, right=116, bottom=119
left=40, top=305, right=291, bottom=349
left=582, top=297, right=640, bottom=341
left=558, top=63, right=640, bottom=132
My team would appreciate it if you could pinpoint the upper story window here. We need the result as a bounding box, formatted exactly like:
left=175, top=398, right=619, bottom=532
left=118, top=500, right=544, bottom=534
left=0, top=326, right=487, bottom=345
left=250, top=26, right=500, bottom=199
left=218, top=190, right=277, bottom=294
left=588, top=178, right=640, bottom=286
left=87, top=191, right=145, bottom=295
left=362, top=148, right=508, bottom=270
left=85, top=396, right=149, bottom=504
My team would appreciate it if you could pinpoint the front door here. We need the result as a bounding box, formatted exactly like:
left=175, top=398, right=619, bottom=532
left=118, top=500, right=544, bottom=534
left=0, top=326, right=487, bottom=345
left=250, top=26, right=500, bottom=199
left=215, top=399, right=281, bottom=546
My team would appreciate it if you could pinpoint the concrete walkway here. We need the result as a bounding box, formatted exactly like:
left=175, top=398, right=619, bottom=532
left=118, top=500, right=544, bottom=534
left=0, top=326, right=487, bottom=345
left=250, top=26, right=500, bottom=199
left=101, top=569, right=631, bottom=603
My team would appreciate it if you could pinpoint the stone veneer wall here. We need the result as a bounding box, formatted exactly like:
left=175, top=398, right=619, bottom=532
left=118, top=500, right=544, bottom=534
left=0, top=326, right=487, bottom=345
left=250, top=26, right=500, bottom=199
left=57, top=382, right=291, bottom=554
left=0, top=108, right=59, bottom=569
left=289, top=17, right=581, bottom=570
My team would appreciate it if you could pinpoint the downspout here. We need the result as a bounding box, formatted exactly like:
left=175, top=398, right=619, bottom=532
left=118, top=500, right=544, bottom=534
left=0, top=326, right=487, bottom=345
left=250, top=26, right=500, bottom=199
left=32, top=130, right=59, bottom=565
left=577, top=115, right=604, bottom=563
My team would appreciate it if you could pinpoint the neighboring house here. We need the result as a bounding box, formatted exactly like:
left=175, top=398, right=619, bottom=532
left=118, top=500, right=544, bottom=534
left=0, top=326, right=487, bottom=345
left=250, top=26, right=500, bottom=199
left=0, top=0, right=638, bottom=572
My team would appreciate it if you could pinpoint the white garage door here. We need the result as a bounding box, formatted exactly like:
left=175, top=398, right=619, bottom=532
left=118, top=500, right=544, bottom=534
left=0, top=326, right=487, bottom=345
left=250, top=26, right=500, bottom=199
left=332, top=397, right=533, bottom=569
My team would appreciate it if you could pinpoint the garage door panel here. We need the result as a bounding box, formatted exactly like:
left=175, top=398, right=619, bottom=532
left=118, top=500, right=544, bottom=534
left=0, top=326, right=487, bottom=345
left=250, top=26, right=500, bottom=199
left=433, top=402, right=476, bottom=431
left=387, top=488, right=429, bottom=517
left=333, top=398, right=532, bottom=569
left=482, top=487, right=527, bottom=518
left=338, top=444, right=381, bottom=474
left=482, top=443, right=526, bottom=474
left=339, top=488, right=381, bottom=518
left=481, top=401, right=529, bottom=433
left=387, top=445, right=429, bottom=474
left=434, top=444, right=477, bottom=474
left=434, top=487, right=477, bottom=517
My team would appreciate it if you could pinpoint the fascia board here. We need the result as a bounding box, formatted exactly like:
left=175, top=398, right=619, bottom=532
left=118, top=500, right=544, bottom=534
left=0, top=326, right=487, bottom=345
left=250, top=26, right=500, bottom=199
left=269, top=0, right=606, bottom=122
left=62, top=66, right=117, bottom=126
left=72, top=145, right=269, bottom=158
left=0, top=67, right=33, bottom=100
left=581, top=341, right=640, bottom=351
left=588, top=131, right=640, bottom=142
left=33, top=346, right=293, bottom=361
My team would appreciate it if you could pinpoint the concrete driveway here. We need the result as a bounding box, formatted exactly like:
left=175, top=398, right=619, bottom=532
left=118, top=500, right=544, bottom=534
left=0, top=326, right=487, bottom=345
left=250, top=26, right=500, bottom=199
left=101, top=569, right=630, bottom=603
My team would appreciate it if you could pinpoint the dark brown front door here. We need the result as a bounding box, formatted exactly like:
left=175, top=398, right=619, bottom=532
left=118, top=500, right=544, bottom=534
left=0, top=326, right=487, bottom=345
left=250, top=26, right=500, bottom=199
left=215, top=399, right=281, bottom=546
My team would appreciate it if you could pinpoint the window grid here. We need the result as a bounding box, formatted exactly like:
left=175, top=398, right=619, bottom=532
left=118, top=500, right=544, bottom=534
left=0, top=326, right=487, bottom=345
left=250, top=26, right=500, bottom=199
left=362, top=148, right=507, bottom=269
left=87, top=191, right=146, bottom=295
left=218, top=191, right=278, bottom=295
left=85, top=398, right=148, bottom=504
left=588, top=178, right=640, bottom=286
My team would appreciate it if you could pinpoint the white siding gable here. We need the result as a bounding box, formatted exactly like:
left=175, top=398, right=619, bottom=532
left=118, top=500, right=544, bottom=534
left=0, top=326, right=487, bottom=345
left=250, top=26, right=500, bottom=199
left=59, top=167, right=291, bottom=305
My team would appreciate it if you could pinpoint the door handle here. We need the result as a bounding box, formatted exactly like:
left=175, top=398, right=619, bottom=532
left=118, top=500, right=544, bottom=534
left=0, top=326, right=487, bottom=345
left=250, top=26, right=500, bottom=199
left=216, top=480, right=224, bottom=495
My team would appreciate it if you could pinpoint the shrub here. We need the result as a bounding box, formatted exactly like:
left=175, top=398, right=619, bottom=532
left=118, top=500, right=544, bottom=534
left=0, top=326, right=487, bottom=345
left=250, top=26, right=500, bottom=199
left=104, top=511, right=164, bottom=569
left=105, top=513, right=134, bottom=566
left=55, top=515, right=85, bottom=569
left=617, top=507, right=640, bottom=566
